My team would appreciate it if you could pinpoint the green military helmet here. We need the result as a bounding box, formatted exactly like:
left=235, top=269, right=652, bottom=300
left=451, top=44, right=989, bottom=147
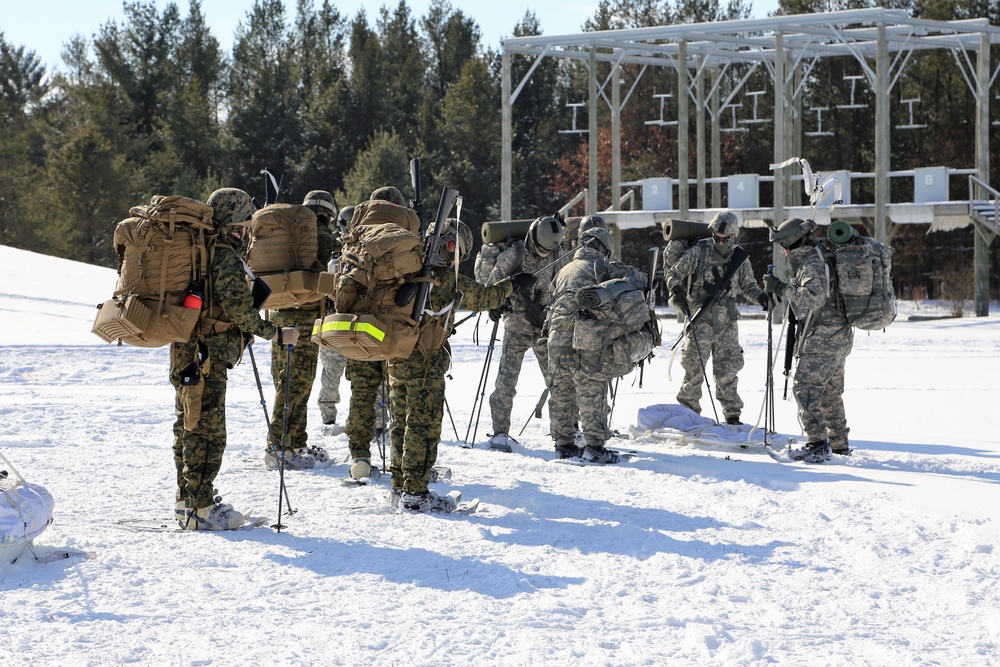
left=302, top=190, right=337, bottom=219
left=578, top=214, right=608, bottom=240
left=441, top=218, right=474, bottom=262
left=708, top=211, right=740, bottom=241
left=770, top=217, right=818, bottom=249
left=526, top=215, right=565, bottom=257
left=579, top=227, right=614, bottom=258
left=207, top=188, right=255, bottom=226
left=370, top=186, right=406, bottom=207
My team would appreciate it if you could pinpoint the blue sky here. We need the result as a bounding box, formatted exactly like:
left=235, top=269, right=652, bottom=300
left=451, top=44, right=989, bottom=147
left=4, top=0, right=779, bottom=73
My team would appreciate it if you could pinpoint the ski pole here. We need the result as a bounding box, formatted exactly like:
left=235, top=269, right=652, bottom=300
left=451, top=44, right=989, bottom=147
left=272, top=335, right=295, bottom=533
left=464, top=315, right=499, bottom=445
left=517, top=387, right=549, bottom=437
left=375, top=375, right=389, bottom=472
left=684, top=310, right=720, bottom=423
left=247, top=343, right=295, bottom=515
left=764, top=266, right=776, bottom=445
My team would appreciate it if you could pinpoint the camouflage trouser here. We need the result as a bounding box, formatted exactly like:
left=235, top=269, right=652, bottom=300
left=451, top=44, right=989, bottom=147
left=345, top=359, right=388, bottom=460
left=268, top=308, right=320, bottom=452
left=170, top=329, right=245, bottom=509
left=317, top=346, right=347, bottom=424
left=678, top=318, right=745, bottom=421
left=547, top=342, right=609, bottom=449
left=488, top=326, right=548, bottom=435
left=794, top=323, right=853, bottom=446
left=387, top=349, right=449, bottom=494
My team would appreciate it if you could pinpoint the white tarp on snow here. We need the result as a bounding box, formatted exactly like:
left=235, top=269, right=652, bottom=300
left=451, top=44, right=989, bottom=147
left=630, top=403, right=800, bottom=449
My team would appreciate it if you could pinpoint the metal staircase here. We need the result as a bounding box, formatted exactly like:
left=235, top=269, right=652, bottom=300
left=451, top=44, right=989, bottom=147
left=969, top=175, right=999, bottom=243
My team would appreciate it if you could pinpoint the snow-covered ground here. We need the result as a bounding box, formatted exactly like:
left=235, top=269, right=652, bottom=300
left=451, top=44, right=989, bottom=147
left=1, top=244, right=998, bottom=666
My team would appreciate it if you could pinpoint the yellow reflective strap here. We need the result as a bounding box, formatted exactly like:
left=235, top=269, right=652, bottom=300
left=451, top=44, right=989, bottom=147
left=319, top=318, right=387, bottom=342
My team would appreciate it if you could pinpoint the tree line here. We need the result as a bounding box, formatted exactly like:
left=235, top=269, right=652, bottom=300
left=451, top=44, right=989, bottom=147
left=1, top=0, right=997, bottom=298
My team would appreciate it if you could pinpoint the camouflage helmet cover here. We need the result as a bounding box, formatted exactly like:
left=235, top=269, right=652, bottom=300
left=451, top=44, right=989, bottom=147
left=579, top=227, right=614, bottom=258
left=302, top=190, right=337, bottom=216
left=369, top=186, right=407, bottom=207
left=708, top=211, right=740, bottom=240
left=207, top=188, right=255, bottom=226
left=441, top=218, right=474, bottom=262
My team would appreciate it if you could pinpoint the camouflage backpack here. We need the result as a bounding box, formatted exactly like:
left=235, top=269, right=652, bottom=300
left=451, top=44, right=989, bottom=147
left=92, top=195, right=217, bottom=348
left=245, top=203, right=331, bottom=310
left=313, top=199, right=425, bottom=361
left=571, top=276, right=654, bottom=380
left=826, top=234, right=897, bottom=331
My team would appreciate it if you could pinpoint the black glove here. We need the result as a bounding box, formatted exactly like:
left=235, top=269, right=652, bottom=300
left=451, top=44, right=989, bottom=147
left=756, top=292, right=771, bottom=311
left=488, top=306, right=507, bottom=322
left=509, top=272, right=536, bottom=294
left=669, top=285, right=689, bottom=315
left=762, top=274, right=786, bottom=296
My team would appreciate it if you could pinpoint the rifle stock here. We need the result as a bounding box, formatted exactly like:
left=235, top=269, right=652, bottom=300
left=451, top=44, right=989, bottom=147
left=782, top=307, right=797, bottom=399
left=410, top=187, right=460, bottom=322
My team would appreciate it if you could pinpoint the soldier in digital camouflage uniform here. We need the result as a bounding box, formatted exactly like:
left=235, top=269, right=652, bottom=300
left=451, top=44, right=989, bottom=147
left=665, top=211, right=769, bottom=425
left=475, top=215, right=565, bottom=452
left=264, top=190, right=338, bottom=470
left=545, top=224, right=646, bottom=464
left=172, top=188, right=299, bottom=530
left=317, top=205, right=352, bottom=433
left=341, top=188, right=405, bottom=482
left=389, top=218, right=530, bottom=512
left=764, top=218, right=853, bottom=463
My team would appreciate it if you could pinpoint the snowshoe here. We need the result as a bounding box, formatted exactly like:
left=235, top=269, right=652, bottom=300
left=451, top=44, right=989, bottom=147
left=264, top=447, right=315, bottom=471
left=580, top=445, right=620, bottom=465
left=555, top=443, right=583, bottom=459
left=790, top=441, right=832, bottom=463
left=486, top=433, right=517, bottom=453
left=400, top=489, right=460, bottom=513
left=175, top=499, right=246, bottom=531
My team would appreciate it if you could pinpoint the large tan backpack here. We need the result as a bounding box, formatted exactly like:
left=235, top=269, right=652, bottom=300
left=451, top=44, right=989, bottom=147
left=245, top=203, right=329, bottom=309
left=92, top=195, right=217, bottom=347
left=313, top=201, right=425, bottom=361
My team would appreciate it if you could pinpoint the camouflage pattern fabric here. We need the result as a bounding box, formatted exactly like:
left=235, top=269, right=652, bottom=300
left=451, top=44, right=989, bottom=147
left=265, top=218, right=337, bottom=451
left=665, top=238, right=764, bottom=420
left=173, top=236, right=278, bottom=510
left=387, top=347, right=450, bottom=494
left=546, top=245, right=646, bottom=449
left=675, top=315, right=745, bottom=420
left=317, top=346, right=347, bottom=424
left=547, top=341, right=609, bottom=448
left=345, top=359, right=388, bottom=460
left=387, top=267, right=511, bottom=493
left=782, top=244, right=854, bottom=446
left=268, top=306, right=321, bottom=451
left=479, top=240, right=558, bottom=435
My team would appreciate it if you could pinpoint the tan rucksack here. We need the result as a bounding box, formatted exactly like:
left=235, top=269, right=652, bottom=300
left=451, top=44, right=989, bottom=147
left=246, top=203, right=329, bottom=309
left=92, top=195, right=217, bottom=347
left=313, top=201, right=425, bottom=361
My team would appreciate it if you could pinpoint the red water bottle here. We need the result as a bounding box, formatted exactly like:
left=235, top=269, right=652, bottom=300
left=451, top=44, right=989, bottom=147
left=183, top=286, right=204, bottom=309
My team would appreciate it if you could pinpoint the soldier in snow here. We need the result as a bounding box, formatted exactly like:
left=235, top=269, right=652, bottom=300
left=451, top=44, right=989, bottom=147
left=316, top=204, right=351, bottom=435
left=764, top=217, right=853, bottom=462
left=262, top=190, right=338, bottom=471
left=545, top=224, right=646, bottom=463
left=475, top=215, right=565, bottom=452
left=173, top=188, right=299, bottom=530
left=388, top=219, right=532, bottom=511
left=664, top=211, right=768, bottom=425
